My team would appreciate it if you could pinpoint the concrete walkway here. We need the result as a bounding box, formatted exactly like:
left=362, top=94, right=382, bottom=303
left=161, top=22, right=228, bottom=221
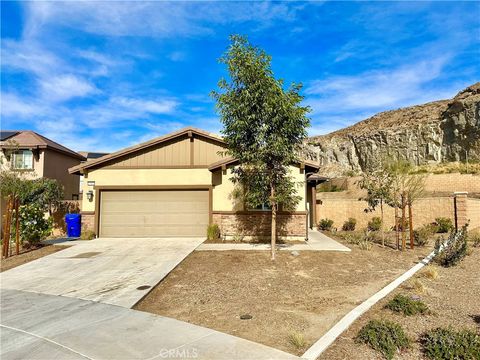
left=197, top=230, right=350, bottom=252
left=1, top=289, right=298, bottom=360
left=0, top=237, right=205, bottom=308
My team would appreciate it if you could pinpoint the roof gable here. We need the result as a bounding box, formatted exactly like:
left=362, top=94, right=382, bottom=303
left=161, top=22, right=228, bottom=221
left=0, top=130, right=85, bottom=160
left=69, top=127, right=226, bottom=174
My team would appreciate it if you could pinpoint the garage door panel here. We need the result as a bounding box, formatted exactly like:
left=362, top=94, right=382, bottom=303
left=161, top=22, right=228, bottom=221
left=99, top=190, right=209, bottom=237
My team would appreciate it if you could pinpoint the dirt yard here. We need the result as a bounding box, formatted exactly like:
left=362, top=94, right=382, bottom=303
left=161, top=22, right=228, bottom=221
left=319, top=247, right=480, bottom=360
left=135, top=241, right=431, bottom=355
left=1, top=245, right=66, bottom=272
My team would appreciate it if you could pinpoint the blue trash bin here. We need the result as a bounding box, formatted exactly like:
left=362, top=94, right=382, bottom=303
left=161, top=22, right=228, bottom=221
left=65, top=214, right=81, bottom=238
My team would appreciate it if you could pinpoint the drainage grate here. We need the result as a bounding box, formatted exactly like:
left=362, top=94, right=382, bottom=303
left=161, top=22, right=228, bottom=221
left=136, top=285, right=151, bottom=290
left=69, top=252, right=102, bottom=258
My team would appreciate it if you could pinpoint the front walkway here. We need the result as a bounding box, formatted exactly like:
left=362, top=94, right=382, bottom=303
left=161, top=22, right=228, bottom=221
left=1, top=289, right=298, bottom=360
left=0, top=237, right=204, bottom=308
left=196, top=230, right=350, bottom=252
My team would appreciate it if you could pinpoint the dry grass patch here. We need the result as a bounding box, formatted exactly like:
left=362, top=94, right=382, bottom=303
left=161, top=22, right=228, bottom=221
left=421, top=265, right=439, bottom=280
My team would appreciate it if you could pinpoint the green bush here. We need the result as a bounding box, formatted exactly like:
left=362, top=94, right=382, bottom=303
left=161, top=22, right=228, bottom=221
left=413, top=224, right=436, bottom=247
left=421, top=327, right=480, bottom=359
left=342, top=218, right=357, bottom=231
left=434, top=225, right=468, bottom=267
left=356, top=319, right=411, bottom=360
left=385, top=294, right=429, bottom=316
left=206, top=223, right=221, bottom=241
left=434, top=217, right=454, bottom=233
left=18, top=204, right=53, bottom=247
left=318, top=218, right=334, bottom=231
left=80, top=229, right=96, bottom=240
left=367, top=217, right=382, bottom=232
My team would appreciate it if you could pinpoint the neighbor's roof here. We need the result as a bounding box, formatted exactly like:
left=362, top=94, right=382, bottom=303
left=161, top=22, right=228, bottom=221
left=0, top=131, right=19, bottom=141
left=0, top=130, right=85, bottom=160
left=78, top=151, right=110, bottom=160
left=207, top=156, right=320, bottom=171
left=69, top=127, right=225, bottom=174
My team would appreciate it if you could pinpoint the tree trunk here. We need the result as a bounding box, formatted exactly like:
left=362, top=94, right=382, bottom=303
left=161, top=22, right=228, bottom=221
left=401, top=193, right=406, bottom=251
left=15, top=197, right=20, bottom=255
left=271, top=184, right=276, bottom=261
left=2, top=196, right=13, bottom=258
left=380, top=201, right=385, bottom=247
left=408, top=199, right=414, bottom=250
left=395, top=205, right=399, bottom=250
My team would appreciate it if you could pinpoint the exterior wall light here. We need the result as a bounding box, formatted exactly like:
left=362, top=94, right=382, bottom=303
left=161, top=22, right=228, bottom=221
left=87, top=190, right=94, bottom=202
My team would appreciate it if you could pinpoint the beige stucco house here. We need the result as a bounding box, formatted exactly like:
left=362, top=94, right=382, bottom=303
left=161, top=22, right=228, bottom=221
left=69, top=127, right=322, bottom=240
left=0, top=131, right=85, bottom=200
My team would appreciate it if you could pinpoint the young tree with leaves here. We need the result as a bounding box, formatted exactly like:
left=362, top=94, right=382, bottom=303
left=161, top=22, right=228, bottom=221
left=358, top=168, right=392, bottom=247
left=212, top=35, right=310, bottom=260
left=405, top=174, right=426, bottom=249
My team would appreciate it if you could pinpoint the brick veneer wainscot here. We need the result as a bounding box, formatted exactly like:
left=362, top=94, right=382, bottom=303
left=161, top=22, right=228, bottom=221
left=212, top=212, right=307, bottom=240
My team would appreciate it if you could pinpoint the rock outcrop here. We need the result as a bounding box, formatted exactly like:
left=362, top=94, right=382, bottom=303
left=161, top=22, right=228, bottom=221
left=307, top=83, right=480, bottom=176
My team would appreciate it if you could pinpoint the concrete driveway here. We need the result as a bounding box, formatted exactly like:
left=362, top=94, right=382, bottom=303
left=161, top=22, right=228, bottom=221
left=0, top=237, right=204, bottom=308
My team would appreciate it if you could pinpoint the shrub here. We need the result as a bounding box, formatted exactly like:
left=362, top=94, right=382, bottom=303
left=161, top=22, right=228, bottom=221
left=206, top=223, right=221, bottom=241
left=344, top=231, right=363, bottom=245
left=413, top=224, right=436, bottom=247
left=385, top=294, right=429, bottom=316
left=18, top=204, right=53, bottom=247
left=318, top=218, right=334, bottom=231
left=80, top=229, right=96, bottom=240
left=345, top=230, right=374, bottom=250
left=356, top=319, right=411, bottom=360
left=342, top=218, right=357, bottom=231
left=367, top=217, right=382, bottom=232
left=434, top=225, right=468, bottom=267
left=421, top=327, right=480, bottom=359
left=434, top=217, right=454, bottom=233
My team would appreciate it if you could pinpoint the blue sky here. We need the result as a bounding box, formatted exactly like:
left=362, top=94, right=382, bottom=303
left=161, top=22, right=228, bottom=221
left=1, top=1, right=479, bottom=152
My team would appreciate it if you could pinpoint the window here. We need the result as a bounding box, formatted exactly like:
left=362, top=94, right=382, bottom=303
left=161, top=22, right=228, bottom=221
left=250, top=202, right=272, bottom=211
left=12, top=150, right=34, bottom=170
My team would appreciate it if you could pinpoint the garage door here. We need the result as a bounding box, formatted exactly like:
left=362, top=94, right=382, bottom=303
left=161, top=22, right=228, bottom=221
left=99, top=190, right=209, bottom=237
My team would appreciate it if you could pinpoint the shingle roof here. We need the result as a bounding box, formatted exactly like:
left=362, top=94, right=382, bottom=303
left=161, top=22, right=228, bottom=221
left=0, top=130, right=85, bottom=160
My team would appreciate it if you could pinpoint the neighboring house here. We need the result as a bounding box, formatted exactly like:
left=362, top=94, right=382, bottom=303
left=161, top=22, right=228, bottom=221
left=0, top=130, right=86, bottom=200
left=69, top=127, right=323, bottom=240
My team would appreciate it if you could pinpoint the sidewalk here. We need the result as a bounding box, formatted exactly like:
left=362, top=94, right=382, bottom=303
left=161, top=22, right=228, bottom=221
left=1, top=289, right=298, bottom=360
left=196, top=230, right=351, bottom=252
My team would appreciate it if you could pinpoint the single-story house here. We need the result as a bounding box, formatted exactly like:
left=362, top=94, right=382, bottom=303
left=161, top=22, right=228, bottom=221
left=69, top=127, right=323, bottom=240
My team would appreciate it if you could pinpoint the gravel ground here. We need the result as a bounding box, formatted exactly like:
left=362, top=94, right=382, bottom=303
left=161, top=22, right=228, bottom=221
left=319, top=247, right=480, bottom=360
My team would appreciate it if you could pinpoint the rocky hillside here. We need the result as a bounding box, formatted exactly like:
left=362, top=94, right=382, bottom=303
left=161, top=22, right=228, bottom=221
left=307, top=82, right=480, bottom=176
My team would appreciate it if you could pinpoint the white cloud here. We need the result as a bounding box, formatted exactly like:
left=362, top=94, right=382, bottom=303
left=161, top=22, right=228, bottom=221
left=305, top=56, right=454, bottom=114
left=111, top=97, right=179, bottom=115
left=22, top=2, right=312, bottom=38
left=0, top=92, right=43, bottom=117
left=39, top=74, right=98, bottom=102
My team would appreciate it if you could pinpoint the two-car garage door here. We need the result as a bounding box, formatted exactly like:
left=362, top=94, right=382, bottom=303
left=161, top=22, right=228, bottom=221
left=99, top=190, right=209, bottom=237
